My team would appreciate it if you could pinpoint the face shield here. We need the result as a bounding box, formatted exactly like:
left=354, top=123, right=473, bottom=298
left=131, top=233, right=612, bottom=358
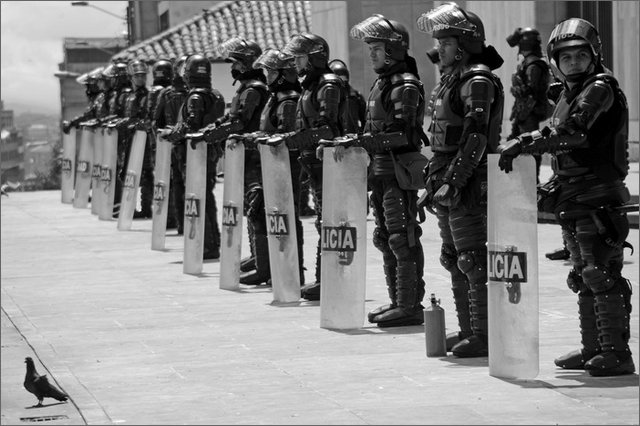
left=282, top=34, right=324, bottom=58
left=217, top=37, right=249, bottom=63
left=253, top=49, right=293, bottom=71
left=350, top=14, right=405, bottom=45
left=416, top=2, right=476, bottom=36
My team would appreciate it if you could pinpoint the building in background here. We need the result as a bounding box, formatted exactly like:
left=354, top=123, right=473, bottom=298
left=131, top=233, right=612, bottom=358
left=54, top=37, right=128, bottom=125
left=0, top=100, right=24, bottom=183
left=23, top=141, right=54, bottom=180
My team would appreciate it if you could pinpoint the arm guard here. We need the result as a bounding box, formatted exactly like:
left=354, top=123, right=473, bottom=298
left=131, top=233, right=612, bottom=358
left=280, top=125, right=334, bottom=150
left=461, top=74, right=494, bottom=136
left=315, top=76, right=343, bottom=133
left=390, top=77, right=421, bottom=126
left=237, top=86, right=265, bottom=124
left=519, top=126, right=587, bottom=155
left=443, top=133, right=487, bottom=188
left=320, top=132, right=408, bottom=154
left=276, top=99, right=298, bottom=133
left=202, top=120, right=244, bottom=145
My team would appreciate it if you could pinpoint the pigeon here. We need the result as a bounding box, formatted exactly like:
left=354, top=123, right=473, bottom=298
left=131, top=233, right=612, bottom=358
left=24, top=357, right=68, bottom=407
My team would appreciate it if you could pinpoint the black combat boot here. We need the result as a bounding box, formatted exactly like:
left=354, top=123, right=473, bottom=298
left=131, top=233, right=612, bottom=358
left=301, top=241, right=322, bottom=301
left=451, top=280, right=488, bottom=357
left=554, top=291, right=600, bottom=369
left=374, top=262, right=424, bottom=328
left=240, top=234, right=270, bottom=285
left=446, top=278, right=473, bottom=351
left=368, top=251, right=397, bottom=322
left=584, top=279, right=635, bottom=376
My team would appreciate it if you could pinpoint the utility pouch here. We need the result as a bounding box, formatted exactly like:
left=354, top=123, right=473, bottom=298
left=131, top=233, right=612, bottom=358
left=391, top=151, right=429, bottom=191
left=537, top=177, right=560, bottom=213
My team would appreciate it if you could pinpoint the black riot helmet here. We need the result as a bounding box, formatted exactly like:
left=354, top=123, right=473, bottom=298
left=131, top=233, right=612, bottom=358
left=547, top=18, right=602, bottom=65
left=183, top=54, right=211, bottom=88
left=350, top=14, right=410, bottom=61
left=328, top=59, right=349, bottom=82
left=217, top=37, right=262, bottom=70
left=282, top=33, right=330, bottom=69
left=128, top=60, right=149, bottom=77
left=253, top=48, right=297, bottom=86
left=152, top=59, right=173, bottom=85
left=506, top=27, right=542, bottom=55
left=417, top=2, right=485, bottom=54
left=112, top=62, right=130, bottom=88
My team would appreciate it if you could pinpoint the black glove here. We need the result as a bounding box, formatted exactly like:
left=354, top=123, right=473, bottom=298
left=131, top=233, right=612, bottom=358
left=62, top=120, right=71, bottom=135
left=497, top=138, right=523, bottom=173
left=433, top=183, right=460, bottom=207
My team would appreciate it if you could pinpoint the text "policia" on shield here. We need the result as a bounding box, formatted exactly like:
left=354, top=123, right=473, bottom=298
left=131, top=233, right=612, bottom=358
left=322, top=226, right=357, bottom=252
left=488, top=251, right=528, bottom=283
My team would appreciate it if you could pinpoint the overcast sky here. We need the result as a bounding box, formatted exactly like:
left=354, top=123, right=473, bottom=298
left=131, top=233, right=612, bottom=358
left=1, top=1, right=128, bottom=116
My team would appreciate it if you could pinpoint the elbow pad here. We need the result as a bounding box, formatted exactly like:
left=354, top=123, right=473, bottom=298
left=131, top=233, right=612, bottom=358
left=443, top=133, right=487, bottom=188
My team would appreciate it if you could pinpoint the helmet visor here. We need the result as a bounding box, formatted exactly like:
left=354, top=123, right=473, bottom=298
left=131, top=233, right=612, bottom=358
left=216, top=37, right=248, bottom=61
left=416, top=3, right=476, bottom=35
left=282, top=34, right=323, bottom=58
left=253, top=49, right=293, bottom=70
left=350, top=14, right=404, bottom=44
left=548, top=18, right=600, bottom=56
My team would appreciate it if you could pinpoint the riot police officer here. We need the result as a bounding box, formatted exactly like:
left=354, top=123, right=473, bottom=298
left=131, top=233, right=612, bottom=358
left=417, top=2, right=504, bottom=356
left=279, top=32, right=347, bottom=301
left=62, top=67, right=103, bottom=134
left=134, top=59, right=173, bottom=220
left=233, top=49, right=305, bottom=285
left=202, top=37, right=269, bottom=278
left=328, top=59, right=366, bottom=133
left=350, top=14, right=428, bottom=327
left=498, top=18, right=634, bottom=376
left=161, top=54, right=226, bottom=260
left=155, top=55, right=190, bottom=234
left=506, top=26, right=552, bottom=183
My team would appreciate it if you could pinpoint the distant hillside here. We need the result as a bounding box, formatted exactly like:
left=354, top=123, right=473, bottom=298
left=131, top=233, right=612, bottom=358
left=15, top=112, right=61, bottom=129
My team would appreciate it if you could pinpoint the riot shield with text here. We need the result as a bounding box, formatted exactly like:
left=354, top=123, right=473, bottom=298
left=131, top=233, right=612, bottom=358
left=183, top=139, right=207, bottom=275
left=72, top=128, right=94, bottom=209
left=258, top=142, right=300, bottom=303
left=219, top=140, right=245, bottom=290
left=61, top=128, right=77, bottom=204
left=151, top=135, right=172, bottom=251
left=320, top=147, right=369, bottom=329
left=117, top=130, right=147, bottom=231
left=90, top=128, right=103, bottom=215
left=99, top=128, right=119, bottom=220
left=487, top=154, right=539, bottom=379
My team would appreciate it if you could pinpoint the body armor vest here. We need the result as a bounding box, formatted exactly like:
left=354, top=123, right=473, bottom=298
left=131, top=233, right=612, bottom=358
left=259, top=90, right=300, bottom=133
left=161, top=85, right=188, bottom=127
left=296, top=73, right=343, bottom=131
left=123, top=86, right=149, bottom=120
left=429, top=66, right=504, bottom=154
left=229, top=79, right=268, bottom=132
left=551, top=74, right=629, bottom=180
left=109, top=87, right=130, bottom=118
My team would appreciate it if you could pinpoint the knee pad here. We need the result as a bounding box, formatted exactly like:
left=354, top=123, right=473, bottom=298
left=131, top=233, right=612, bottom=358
left=457, top=250, right=487, bottom=284
left=372, top=227, right=389, bottom=252
left=582, top=264, right=616, bottom=294
left=439, top=244, right=458, bottom=272
left=389, top=233, right=412, bottom=260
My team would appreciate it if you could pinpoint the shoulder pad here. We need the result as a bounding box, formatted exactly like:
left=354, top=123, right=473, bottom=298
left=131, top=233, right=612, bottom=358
left=244, top=79, right=268, bottom=91
left=584, top=73, right=619, bottom=90
left=461, top=64, right=491, bottom=80
left=390, top=73, right=421, bottom=88
left=523, top=55, right=547, bottom=68
left=277, top=90, right=300, bottom=102
left=319, top=73, right=343, bottom=87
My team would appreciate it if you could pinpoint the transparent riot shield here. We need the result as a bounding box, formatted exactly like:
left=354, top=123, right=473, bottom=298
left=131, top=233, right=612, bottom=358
left=151, top=135, right=172, bottom=251
left=73, top=128, right=94, bottom=209
left=117, top=130, right=147, bottom=231
left=258, top=142, right=300, bottom=303
left=61, top=128, right=77, bottom=204
left=487, top=154, right=539, bottom=379
left=99, top=128, right=118, bottom=221
left=90, top=128, right=103, bottom=215
left=219, top=140, right=245, bottom=290
left=320, top=147, right=369, bottom=329
left=183, top=139, right=207, bottom=275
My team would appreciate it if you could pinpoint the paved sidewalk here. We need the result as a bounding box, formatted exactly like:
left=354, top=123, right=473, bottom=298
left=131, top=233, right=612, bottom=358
left=1, top=168, right=638, bottom=425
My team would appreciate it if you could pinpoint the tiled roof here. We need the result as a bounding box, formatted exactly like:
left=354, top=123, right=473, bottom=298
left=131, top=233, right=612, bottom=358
left=113, top=0, right=311, bottom=63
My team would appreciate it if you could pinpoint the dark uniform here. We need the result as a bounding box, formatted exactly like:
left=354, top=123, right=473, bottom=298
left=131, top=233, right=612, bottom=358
left=499, top=18, right=634, bottom=376
left=235, top=49, right=304, bottom=285
left=506, top=27, right=552, bottom=182
left=155, top=56, right=189, bottom=234
left=417, top=3, right=505, bottom=357
left=351, top=15, right=428, bottom=327
left=62, top=67, right=103, bottom=134
left=135, top=59, right=172, bottom=219
left=278, top=33, right=347, bottom=300
left=203, top=38, right=269, bottom=272
left=163, top=54, right=226, bottom=259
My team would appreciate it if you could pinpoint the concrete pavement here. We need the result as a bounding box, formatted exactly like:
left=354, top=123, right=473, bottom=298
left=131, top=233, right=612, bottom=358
left=1, top=164, right=638, bottom=425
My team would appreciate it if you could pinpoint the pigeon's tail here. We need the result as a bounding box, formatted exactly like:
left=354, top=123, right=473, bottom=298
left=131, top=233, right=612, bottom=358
left=40, top=376, right=68, bottom=401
